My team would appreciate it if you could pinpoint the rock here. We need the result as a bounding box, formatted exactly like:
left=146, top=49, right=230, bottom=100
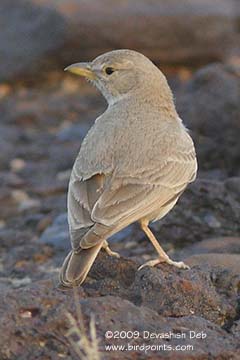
left=0, top=188, right=21, bottom=219
left=0, top=84, right=11, bottom=98
left=0, top=228, right=32, bottom=249
left=184, top=254, right=240, bottom=274
left=36, top=215, right=53, bottom=233
left=53, top=0, right=240, bottom=65
left=0, top=276, right=239, bottom=359
left=129, top=267, right=225, bottom=324
left=19, top=198, right=40, bottom=211
left=1, top=77, right=104, bottom=202
left=172, top=253, right=240, bottom=332
left=0, top=0, right=66, bottom=82
left=3, top=247, right=238, bottom=332
left=11, top=190, right=40, bottom=211
left=109, top=224, right=136, bottom=244
left=0, top=220, right=6, bottom=230
left=79, top=297, right=239, bottom=359
left=172, top=237, right=240, bottom=260
left=177, top=63, right=240, bottom=175
left=81, top=252, right=239, bottom=328
left=231, top=320, right=240, bottom=341
left=11, top=190, right=29, bottom=203
left=203, top=213, right=221, bottom=228
left=56, top=122, right=91, bottom=142
left=39, top=213, right=70, bottom=251
left=10, top=158, right=26, bottom=173
left=0, top=125, right=23, bottom=170
left=151, top=178, right=240, bottom=248
left=0, top=279, right=82, bottom=360
left=225, top=177, right=240, bottom=196
left=1, top=171, right=25, bottom=188
left=56, top=169, right=71, bottom=182
left=1, top=0, right=239, bottom=82
left=1, top=76, right=101, bottom=128
left=23, top=213, right=45, bottom=229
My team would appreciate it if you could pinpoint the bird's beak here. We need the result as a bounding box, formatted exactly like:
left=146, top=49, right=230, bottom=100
left=64, top=62, right=96, bottom=80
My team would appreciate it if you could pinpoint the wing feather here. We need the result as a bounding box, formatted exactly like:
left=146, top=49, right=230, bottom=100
left=91, top=152, right=197, bottom=227
left=67, top=173, right=105, bottom=250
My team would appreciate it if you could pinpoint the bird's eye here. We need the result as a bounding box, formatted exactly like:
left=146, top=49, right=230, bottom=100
left=105, top=67, right=115, bottom=75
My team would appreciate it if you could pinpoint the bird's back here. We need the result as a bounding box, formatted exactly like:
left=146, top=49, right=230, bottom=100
left=75, top=100, right=196, bottom=182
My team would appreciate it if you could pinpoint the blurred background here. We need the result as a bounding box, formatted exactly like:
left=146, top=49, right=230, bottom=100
left=0, top=1, right=240, bottom=358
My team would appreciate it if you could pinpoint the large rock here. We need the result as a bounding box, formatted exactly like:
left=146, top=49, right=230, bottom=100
left=46, top=0, right=240, bottom=65
left=177, top=63, right=240, bottom=175
left=0, top=252, right=240, bottom=359
left=0, top=0, right=66, bottom=82
left=185, top=253, right=240, bottom=274
left=85, top=252, right=239, bottom=327
left=0, top=0, right=239, bottom=82
left=151, top=178, right=240, bottom=248
left=173, top=237, right=240, bottom=260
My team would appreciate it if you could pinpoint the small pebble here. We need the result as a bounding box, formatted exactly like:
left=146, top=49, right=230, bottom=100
left=19, top=198, right=40, bottom=211
left=11, top=190, right=29, bottom=203
left=56, top=169, right=71, bottom=181
left=10, top=158, right=26, bottom=172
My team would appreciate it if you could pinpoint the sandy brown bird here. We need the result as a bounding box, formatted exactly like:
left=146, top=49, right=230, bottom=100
left=59, top=49, right=197, bottom=288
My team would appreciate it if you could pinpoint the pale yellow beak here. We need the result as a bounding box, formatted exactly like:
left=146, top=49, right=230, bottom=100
left=64, top=62, right=96, bottom=80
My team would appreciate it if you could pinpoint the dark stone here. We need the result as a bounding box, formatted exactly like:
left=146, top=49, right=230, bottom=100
left=151, top=178, right=240, bottom=248
left=56, top=123, right=91, bottom=142
left=172, top=237, right=240, bottom=260
left=39, top=213, right=71, bottom=251
left=0, top=0, right=66, bottom=82
left=225, top=177, right=240, bottom=196
left=82, top=252, right=240, bottom=328
left=177, top=63, right=240, bottom=176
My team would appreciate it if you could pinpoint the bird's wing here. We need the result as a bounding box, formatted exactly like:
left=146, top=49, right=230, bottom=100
left=67, top=170, right=106, bottom=250
left=67, top=113, right=117, bottom=250
left=78, top=145, right=197, bottom=248
left=92, top=152, right=196, bottom=224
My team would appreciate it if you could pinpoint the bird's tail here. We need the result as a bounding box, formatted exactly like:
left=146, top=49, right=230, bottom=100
left=59, top=241, right=103, bottom=289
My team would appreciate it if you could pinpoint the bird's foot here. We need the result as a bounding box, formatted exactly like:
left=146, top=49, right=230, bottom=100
left=104, top=246, right=120, bottom=258
left=102, top=241, right=120, bottom=258
left=138, top=257, right=190, bottom=271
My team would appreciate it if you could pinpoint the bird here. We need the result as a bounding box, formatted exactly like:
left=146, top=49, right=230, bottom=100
left=59, top=49, right=197, bottom=289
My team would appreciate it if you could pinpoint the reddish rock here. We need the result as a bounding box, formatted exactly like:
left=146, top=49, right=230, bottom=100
left=0, top=280, right=239, bottom=360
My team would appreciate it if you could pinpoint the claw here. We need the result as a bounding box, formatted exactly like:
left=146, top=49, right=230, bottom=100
left=138, top=257, right=190, bottom=271
left=103, top=244, right=120, bottom=258
left=138, top=258, right=164, bottom=270
left=167, top=259, right=190, bottom=270
left=106, top=248, right=120, bottom=258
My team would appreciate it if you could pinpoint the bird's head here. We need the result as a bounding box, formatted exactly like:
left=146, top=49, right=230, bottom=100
left=65, top=49, right=171, bottom=106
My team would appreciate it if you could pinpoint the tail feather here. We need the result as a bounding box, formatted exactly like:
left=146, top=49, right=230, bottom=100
left=59, top=241, right=103, bottom=288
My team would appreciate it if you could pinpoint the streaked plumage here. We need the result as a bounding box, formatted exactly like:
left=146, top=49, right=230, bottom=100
left=59, top=49, right=197, bottom=288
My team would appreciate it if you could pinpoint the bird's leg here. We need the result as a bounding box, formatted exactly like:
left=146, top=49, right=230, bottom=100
left=138, top=219, right=189, bottom=270
left=102, top=240, right=120, bottom=258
